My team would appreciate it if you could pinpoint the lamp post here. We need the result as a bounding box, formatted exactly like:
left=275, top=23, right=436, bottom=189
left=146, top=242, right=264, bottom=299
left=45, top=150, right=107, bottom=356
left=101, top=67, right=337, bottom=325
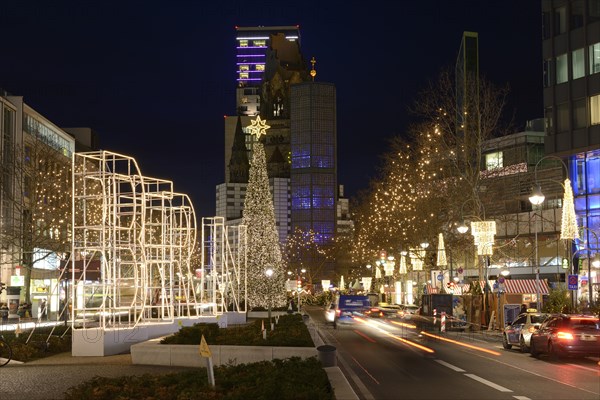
left=529, top=154, right=577, bottom=311
left=529, top=192, right=543, bottom=311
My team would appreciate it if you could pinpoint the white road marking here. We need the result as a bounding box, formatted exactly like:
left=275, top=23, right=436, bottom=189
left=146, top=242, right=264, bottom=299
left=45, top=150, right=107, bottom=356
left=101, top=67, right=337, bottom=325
left=567, top=363, right=599, bottom=373
left=434, top=359, right=466, bottom=372
left=513, top=396, right=532, bottom=400
left=464, top=373, right=513, bottom=392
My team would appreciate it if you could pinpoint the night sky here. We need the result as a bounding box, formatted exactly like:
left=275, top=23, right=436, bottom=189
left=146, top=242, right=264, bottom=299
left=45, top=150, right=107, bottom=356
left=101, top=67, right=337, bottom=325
left=0, top=1, right=542, bottom=218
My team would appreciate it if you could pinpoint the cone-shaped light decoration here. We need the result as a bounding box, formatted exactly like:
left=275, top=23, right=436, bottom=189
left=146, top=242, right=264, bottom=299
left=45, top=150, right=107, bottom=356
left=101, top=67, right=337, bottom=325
left=362, top=277, right=372, bottom=291
left=339, top=275, right=345, bottom=290
left=384, top=256, right=395, bottom=276
left=436, top=233, right=448, bottom=267
left=410, top=248, right=425, bottom=271
left=399, top=254, right=407, bottom=274
left=375, top=266, right=382, bottom=279
left=560, top=178, right=579, bottom=240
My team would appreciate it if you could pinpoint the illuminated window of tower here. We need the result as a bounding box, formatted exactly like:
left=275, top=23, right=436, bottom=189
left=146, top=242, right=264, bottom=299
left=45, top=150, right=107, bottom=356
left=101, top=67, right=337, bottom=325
left=253, top=39, right=266, bottom=47
left=239, top=72, right=249, bottom=80
left=239, top=64, right=249, bottom=71
left=255, top=64, right=265, bottom=71
left=485, top=152, right=503, bottom=170
left=239, top=40, right=248, bottom=47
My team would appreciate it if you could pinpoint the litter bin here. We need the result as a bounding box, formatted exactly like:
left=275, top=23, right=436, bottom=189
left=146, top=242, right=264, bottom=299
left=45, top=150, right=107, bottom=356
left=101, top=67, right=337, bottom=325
left=317, top=344, right=337, bottom=367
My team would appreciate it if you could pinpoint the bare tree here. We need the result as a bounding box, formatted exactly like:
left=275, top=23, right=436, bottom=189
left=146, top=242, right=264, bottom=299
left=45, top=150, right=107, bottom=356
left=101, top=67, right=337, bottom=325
left=1, top=138, right=71, bottom=304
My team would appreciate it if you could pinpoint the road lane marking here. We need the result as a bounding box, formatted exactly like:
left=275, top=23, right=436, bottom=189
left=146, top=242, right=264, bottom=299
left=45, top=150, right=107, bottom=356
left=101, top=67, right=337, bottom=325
left=513, top=396, right=531, bottom=400
left=567, top=363, right=600, bottom=373
left=464, top=373, right=513, bottom=392
left=434, top=359, right=466, bottom=372
left=351, top=356, right=380, bottom=385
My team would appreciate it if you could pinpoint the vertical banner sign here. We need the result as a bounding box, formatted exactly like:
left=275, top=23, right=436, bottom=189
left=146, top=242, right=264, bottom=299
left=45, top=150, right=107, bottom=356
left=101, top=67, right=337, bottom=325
left=567, top=274, right=578, bottom=291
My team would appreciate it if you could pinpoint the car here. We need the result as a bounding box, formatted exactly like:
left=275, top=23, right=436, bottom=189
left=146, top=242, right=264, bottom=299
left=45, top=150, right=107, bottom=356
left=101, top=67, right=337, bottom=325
left=364, top=307, right=384, bottom=318
left=399, top=304, right=420, bottom=320
left=332, top=295, right=371, bottom=328
left=529, top=314, right=600, bottom=359
left=502, top=312, right=549, bottom=352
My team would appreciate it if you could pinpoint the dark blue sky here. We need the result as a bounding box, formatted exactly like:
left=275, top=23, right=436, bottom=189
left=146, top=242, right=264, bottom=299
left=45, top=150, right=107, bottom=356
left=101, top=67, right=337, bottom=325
left=0, top=1, right=542, bottom=218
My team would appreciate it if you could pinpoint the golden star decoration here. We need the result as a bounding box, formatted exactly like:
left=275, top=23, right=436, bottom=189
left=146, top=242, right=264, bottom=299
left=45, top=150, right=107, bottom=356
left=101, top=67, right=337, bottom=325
left=247, top=115, right=271, bottom=139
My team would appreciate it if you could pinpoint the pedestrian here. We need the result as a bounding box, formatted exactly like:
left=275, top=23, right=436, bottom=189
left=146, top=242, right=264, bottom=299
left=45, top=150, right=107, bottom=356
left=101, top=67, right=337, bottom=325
left=41, top=299, right=48, bottom=320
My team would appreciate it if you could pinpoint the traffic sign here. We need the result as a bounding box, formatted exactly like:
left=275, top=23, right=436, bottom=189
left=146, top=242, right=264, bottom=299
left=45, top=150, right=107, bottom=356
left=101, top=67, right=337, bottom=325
left=437, top=274, right=443, bottom=281
left=567, top=274, right=578, bottom=290
left=457, top=267, right=463, bottom=274
left=199, top=334, right=212, bottom=358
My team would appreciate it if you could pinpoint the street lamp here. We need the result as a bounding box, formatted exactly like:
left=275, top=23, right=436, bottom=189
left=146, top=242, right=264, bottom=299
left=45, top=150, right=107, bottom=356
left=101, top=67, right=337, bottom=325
left=529, top=154, right=577, bottom=311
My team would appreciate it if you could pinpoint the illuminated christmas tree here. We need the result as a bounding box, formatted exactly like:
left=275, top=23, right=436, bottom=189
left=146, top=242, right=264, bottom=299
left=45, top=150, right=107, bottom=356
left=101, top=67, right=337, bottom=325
left=242, top=122, right=286, bottom=309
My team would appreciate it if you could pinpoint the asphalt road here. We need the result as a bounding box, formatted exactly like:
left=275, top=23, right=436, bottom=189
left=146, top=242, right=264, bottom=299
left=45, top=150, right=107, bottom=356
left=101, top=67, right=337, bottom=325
left=305, top=307, right=600, bottom=400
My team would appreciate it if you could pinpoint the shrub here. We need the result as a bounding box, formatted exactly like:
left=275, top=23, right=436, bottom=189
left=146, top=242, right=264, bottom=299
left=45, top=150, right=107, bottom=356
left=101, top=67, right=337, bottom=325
left=2, top=325, right=72, bottom=362
left=64, top=357, right=334, bottom=400
left=161, top=313, right=313, bottom=347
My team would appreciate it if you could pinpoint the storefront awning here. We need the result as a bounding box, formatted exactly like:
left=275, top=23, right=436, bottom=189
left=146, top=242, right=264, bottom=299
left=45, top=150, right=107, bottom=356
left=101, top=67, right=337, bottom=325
left=503, top=279, right=550, bottom=295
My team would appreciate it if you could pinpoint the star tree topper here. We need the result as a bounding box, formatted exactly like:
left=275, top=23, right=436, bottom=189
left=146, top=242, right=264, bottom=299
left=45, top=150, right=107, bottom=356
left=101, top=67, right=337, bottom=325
left=247, top=115, right=271, bottom=139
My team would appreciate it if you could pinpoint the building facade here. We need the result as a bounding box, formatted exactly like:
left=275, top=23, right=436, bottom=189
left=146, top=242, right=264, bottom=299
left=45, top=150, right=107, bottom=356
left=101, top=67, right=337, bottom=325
left=542, top=0, right=600, bottom=303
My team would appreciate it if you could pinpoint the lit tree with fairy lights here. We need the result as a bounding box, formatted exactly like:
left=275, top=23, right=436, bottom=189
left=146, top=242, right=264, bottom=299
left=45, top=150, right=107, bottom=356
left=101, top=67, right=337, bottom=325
left=242, top=117, right=287, bottom=310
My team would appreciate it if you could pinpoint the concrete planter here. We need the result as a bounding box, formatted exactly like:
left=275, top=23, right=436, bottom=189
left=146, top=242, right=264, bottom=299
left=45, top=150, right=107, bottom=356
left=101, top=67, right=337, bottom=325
left=131, top=337, right=317, bottom=367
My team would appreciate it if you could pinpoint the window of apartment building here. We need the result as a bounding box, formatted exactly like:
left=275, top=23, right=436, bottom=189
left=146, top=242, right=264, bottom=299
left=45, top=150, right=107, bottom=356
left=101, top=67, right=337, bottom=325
left=589, top=0, right=600, bottom=23
left=545, top=107, right=553, bottom=135
left=590, top=42, right=600, bottom=74
left=556, top=54, right=568, bottom=83
left=571, top=0, right=584, bottom=29
left=591, top=94, right=600, bottom=125
left=557, top=103, right=570, bottom=132
left=555, top=6, right=567, bottom=34
left=573, top=98, right=587, bottom=129
left=485, top=152, right=503, bottom=170
left=543, top=58, right=553, bottom=87
left=572, top=48, right=585, bottom=79
left=542, top=11, right=552, bottom=39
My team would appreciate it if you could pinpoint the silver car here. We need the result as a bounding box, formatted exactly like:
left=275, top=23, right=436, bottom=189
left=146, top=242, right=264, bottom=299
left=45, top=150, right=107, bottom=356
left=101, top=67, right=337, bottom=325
left=503, top=312, right=549, bottom=352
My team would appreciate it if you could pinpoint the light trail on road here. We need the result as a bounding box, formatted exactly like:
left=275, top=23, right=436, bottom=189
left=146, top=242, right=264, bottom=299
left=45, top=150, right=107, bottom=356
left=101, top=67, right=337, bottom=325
left=420, top=331, right=501, bottom=356
left=355, top=317, right=435, bottom=354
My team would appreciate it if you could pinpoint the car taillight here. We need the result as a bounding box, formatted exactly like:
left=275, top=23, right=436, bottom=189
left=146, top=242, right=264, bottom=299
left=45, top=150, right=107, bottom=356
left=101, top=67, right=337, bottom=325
left=556, top=331, right=574, bottom=340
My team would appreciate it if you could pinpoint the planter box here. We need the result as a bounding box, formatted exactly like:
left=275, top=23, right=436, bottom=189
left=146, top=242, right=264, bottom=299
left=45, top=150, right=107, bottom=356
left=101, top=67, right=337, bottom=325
left=131, top=337, right=317, bottom=367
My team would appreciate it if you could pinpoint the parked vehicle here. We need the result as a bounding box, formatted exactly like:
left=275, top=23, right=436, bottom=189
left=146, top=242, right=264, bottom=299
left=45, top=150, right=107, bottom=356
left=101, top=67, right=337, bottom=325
left=332, top=295, right=371, bottom=329
left=530, top=314, right=600, bottom=359
left=502, top=312, right=549, bottom=352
